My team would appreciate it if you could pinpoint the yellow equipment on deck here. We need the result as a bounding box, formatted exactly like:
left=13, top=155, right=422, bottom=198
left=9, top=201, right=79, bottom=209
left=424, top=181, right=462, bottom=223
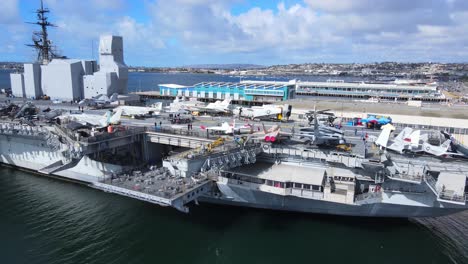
left=207, top=137, right=225, bottom=152
left=336, top=144, right=352, bottom=152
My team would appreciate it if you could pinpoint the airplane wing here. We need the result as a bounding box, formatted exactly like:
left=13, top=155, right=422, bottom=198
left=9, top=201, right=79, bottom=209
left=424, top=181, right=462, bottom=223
left=205, top=126, right=225, bottom=131
left=375, top=126, right=392, bottom=147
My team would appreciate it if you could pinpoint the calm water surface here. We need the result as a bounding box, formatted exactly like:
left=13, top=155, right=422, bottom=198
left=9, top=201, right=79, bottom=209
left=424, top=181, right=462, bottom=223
left=0, top=167, right=466, bottom=264
left=0, top=70, right=467, bottom=263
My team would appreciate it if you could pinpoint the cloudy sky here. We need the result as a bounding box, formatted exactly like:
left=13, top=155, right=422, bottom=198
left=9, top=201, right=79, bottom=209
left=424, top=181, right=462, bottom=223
left=0, top=0, right=467, bottom=66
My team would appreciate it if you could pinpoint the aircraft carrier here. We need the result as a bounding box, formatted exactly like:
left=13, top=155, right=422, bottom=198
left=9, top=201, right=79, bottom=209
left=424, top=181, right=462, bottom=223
left=1, top=0, right=467, bottom=218
left=0, top=98, right=467, bottom=218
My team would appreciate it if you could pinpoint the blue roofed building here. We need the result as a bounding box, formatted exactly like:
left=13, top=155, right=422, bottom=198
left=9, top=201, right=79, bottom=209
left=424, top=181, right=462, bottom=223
left=159, top=81, right=296, bottom=102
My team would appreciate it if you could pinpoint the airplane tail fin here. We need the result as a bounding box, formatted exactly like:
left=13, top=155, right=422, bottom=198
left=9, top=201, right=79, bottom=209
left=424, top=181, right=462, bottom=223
left=109, top=108, right=122, bottom=124
left=222, top=98, right=232, bottom=107
left=395, top=127, right=413, bottom=142
left=78, top=99, right=87, bottom=106
left=441, top=139, right=451, bottom=150
left=410, top=130, right=420, bottom=147
left=282, top=104, right=292, bottom=119
left=110, top=93, right=119, bottom=102
left=153, top=102, right=163, bottom=111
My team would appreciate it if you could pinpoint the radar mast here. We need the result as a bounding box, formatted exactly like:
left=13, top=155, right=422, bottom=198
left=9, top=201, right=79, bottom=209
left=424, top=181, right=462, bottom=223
left=26, top=0, right=64, bottom=64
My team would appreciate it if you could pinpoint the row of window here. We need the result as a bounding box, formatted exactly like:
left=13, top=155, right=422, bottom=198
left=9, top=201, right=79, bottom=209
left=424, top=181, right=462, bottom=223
left=222, top=173, right=323, bottom=191
left=300, top=87, right=431, bottom=94
left=244, top=89, right=284, bottom=96
left=333, top=176, right=354, bottom=182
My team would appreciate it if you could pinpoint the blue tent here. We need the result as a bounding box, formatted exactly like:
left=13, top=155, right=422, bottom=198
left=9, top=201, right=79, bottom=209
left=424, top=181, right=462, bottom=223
left=378, top=117, right=390, bottom=124
left=365, top=116, right=378, bottom=123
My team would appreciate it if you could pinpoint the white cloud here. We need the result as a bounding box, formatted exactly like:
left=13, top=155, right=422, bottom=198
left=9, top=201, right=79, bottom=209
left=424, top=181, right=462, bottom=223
left=0, top=0, right=20, bottom=24
left=2, top=0, right=468, bottom=64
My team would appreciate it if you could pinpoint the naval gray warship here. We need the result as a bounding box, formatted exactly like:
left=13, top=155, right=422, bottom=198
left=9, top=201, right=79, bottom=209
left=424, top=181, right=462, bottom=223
left=1, top=100, right=467, bottom=218
left=1, top=0, right=467, bottom=218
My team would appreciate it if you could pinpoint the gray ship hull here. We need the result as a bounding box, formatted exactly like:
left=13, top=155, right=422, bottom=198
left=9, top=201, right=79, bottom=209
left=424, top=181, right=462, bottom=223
left=200, top=185, right=465, bottom=218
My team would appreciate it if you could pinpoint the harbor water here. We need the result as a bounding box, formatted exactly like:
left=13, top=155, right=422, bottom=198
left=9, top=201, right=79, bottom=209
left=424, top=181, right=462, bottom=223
left=0, top=70, right=468, bottom=263
left=0, top=167, right=467, bottom=264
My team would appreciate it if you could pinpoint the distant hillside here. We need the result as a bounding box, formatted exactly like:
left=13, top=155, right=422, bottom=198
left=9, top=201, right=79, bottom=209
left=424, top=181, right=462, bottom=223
left=183, top=64, right=265, bottom=70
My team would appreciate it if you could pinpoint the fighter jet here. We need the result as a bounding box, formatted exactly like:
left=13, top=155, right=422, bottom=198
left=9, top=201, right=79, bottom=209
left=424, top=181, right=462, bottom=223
left=442, top=131, right=468, bottom=158
left=14, top=102, right=38, bottom=120
left=304, top=108, right=337, bottom=126
left=200, top=120, right=252, bottom=135
left=63, top=108, right=122, bottom=128
left=114, top=103, right=162, bottom=119
left=295, top=108, right=345, bottom=145
left=245, top=124, right=292, bottom=143
left=194, top=98, right=232, bottom=114
left=165, top=97, right=206, bottom=114
left=39, top=108, right=63, bottom=122
left=233, top=104, right=292, bottom=121
left=375, top=126, right=464, bottom=157
left=78, top=93, right=118, bottom=109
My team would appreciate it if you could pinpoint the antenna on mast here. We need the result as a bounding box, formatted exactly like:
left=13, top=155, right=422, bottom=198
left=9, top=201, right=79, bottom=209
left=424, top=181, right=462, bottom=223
left=26, top=0, right=65, bottom=64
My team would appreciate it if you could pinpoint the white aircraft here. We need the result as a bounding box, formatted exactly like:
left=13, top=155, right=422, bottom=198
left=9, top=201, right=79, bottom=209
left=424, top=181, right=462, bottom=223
left=442, top=131, right=468, bottom=157
left=375, top=126, right=408, bottom=153
left=165, top=97, right=204, bottom=113
left=195, top=98, right=232, bottom=114
left=375, top=126, right=462, bottom=157
left=200, top=120, right=252, bottom=135
left=114, top=103, right=162, bottom=118
left=246, top=124, right=293, bottom=143
left=65, top=108, right=122, bottom=128
left=233, top=104, right=292, bottom=121
left=79, top=93, right=119, bottom=108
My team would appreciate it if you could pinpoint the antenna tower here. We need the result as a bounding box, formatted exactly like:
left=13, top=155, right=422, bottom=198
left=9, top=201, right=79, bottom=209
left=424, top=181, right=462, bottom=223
left=26, top=0, right=64, bottom=64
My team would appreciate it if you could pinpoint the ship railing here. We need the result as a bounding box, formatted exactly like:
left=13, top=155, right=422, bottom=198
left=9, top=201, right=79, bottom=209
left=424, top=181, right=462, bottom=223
left=386, top=173, right=423, bottom=184
left=152, top=126, right=230, bottom=140
left=437, top=190, right=466, bottom=205
left=288, top=188, right=324, bottom=200
left=423, top=174, right=438, bottom=196
left=354, top=191, right=383, bottom=202
left=265, top=146, right=364, bottom=168
left=152, top=127, right=203, bottom=138
left=83, top=127, right=147, bottom=143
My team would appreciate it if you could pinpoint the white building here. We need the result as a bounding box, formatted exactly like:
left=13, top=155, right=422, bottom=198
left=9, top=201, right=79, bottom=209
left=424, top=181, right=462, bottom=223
left=41, top=59, right=97, bottom=100
left=10, top=73, right=25, bottom=98
left=10, top=35, right=128, bottom=101
left=83, top=35, right=128, bottom=98
left=24, top=63, right=42, bottom=99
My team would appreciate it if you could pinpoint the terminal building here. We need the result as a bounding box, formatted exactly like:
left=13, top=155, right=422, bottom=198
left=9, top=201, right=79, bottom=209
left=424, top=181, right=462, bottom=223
left=159, top=80, right=296, bottom=102
left=10, top=35, right=128, bottom=101
left=295, top=81, right=444, bottom=101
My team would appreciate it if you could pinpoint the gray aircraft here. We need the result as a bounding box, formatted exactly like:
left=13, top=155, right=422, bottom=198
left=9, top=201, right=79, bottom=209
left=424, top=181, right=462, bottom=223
left=78, top=93, right=118, bottom=109
left=295, top=109, right=345, bottom=145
